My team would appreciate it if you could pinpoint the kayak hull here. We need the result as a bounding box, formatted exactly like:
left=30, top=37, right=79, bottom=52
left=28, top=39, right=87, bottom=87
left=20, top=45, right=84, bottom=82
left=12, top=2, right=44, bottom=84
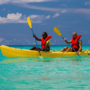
left=0, top=45, right=90, bottom=57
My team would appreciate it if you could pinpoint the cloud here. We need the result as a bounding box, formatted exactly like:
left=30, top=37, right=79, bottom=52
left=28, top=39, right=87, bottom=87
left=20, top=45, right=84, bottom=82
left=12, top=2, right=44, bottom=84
left=0, top=12, right=50, bottom=24
left=72, top=8, right=90, bottom=14
left=0, top=38, right=11, bottom=45
left=7, top=12, right=22, bottom=20
left=0, top=12, right=26, bottom=23
left=21, top=4, right=90, bottom=14
left=1, top=1, right=89, bottom=14
left=30, top=14, right=50, bottom=23
left=60, top=4, right=67, bottom=7
left=46, top=15, right=50, bottom=19
left=0, top=38, right=5, bottom=43
left=85, top=1, right=90, bottom=5
left=1, top=9, right=90, bottom=24
left=61, top=9, right=67, bottom=13
left=0, top=0, right=10, bottom=5
left=2, top=8, right=6, bottom=11
left=21, top=4, right=60, bottom=12
left=89, top=40, right=90, bottom=45
left=0, top=0, right=53, bottom=5
left=0, top=38, right=39, bottom=45
left=30, top=15, right=45, bottom=20
left=53, top=13, right=60, bottom=18
left=0, top=1, right=90, bottom=15
left=29, top=15, right=45, bottom=23
left=13, top=0, right=53, bottom=3
left=80, top=30, right=90, bottom=35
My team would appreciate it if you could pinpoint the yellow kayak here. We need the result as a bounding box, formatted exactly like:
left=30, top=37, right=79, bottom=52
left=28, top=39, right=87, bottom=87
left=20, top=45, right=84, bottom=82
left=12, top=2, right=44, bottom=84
left=0, top=45, right=90, bottom=57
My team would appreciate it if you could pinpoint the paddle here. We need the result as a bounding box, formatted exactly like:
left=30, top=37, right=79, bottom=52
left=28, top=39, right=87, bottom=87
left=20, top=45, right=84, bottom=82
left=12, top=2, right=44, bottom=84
left=54, top=26, right=80, bottom=57
left=27, top=17, right=41, bottom=56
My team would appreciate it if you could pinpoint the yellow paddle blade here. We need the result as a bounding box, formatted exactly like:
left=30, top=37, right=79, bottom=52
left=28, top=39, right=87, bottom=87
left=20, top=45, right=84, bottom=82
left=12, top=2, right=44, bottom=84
left=54, top=27, right=63, bottom=37
left=27, top=17, right=32, bottom=29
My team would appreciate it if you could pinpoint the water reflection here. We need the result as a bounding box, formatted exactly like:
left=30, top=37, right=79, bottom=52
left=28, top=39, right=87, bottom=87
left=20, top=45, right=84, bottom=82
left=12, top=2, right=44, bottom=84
left=0, top=56, right=90, bottom=64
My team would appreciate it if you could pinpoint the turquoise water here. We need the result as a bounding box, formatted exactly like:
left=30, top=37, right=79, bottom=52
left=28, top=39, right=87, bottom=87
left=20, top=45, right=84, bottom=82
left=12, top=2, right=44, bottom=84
left=0, top=45, right=90, bottom=90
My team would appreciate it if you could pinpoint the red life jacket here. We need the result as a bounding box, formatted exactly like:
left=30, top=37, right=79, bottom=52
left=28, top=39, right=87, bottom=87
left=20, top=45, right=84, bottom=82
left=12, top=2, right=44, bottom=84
left=71, top=35, right=82, bottom=49
left=41, top=36, right=52, bottom=49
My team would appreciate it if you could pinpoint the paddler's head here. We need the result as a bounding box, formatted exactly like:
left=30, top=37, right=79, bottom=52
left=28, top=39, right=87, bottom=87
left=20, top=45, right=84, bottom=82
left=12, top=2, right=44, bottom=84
left=72, top=32, right=77, bottom=39
left=42, top=32, right=47, bottom=39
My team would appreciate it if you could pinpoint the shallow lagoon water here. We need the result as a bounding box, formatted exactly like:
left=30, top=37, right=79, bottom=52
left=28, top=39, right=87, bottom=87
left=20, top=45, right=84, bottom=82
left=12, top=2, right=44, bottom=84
left=0, top=45, right=90, bottom=90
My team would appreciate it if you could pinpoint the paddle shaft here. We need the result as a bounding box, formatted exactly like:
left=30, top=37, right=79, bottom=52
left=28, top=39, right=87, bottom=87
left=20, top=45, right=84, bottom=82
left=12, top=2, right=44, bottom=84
left=62, top=36, right=80, bottom=57
left=31, top=28, right=41, bottom=56
left=31, top=28, right=39, bottom=48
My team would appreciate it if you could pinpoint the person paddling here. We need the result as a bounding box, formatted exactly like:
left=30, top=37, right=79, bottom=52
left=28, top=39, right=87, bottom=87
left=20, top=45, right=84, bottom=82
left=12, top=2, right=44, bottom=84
left=30, top=32, right=52, bottom=51
left=60, top=32, right=82, bottom=54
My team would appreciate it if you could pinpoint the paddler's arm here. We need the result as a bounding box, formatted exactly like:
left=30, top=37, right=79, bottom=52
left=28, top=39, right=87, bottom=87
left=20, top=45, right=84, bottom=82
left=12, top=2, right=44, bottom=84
left=76, top=43, right=82, bottom=54
left=64, top=38, right=72, bottom=44
left=33, top=34, right=41, bottom=41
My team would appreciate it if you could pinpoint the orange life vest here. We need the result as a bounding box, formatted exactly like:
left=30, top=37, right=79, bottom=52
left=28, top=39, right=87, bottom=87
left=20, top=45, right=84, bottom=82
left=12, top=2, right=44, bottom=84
left=71, top=35, right=82, bottom=49
left=41, top=36, right=52, bottom=49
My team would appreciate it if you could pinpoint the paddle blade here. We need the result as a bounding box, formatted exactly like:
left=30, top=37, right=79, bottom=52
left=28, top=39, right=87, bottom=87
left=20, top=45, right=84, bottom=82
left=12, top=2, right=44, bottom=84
left=54, top=27, right=63, bottom=37
left=27, top=17, right=32, bottom=29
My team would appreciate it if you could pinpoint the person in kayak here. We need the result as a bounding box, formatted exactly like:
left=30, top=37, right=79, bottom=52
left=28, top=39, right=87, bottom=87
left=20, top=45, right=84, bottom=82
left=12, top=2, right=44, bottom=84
left=60, top=32, right=82, bottom=54
left=30, top=32, right=52, bottom=51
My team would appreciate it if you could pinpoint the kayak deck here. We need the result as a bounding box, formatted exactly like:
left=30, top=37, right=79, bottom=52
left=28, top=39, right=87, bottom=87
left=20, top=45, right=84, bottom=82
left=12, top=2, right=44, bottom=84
left=0, top=45, right=90, bottom=57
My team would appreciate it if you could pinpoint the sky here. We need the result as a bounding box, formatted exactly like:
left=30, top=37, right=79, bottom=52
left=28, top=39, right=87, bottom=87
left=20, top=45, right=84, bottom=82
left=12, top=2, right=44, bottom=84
left=0, top=0, right=90, bottom=45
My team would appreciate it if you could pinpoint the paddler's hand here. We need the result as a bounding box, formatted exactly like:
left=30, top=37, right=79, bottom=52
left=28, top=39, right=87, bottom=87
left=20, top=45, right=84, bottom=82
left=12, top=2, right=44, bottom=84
left=33, top=34, right=36, bottom=37
left=64, top=38, right=67, bottom=43
left=76, top=51, right=79, bottom=54
left=64, top=38, right=67, bottom=41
